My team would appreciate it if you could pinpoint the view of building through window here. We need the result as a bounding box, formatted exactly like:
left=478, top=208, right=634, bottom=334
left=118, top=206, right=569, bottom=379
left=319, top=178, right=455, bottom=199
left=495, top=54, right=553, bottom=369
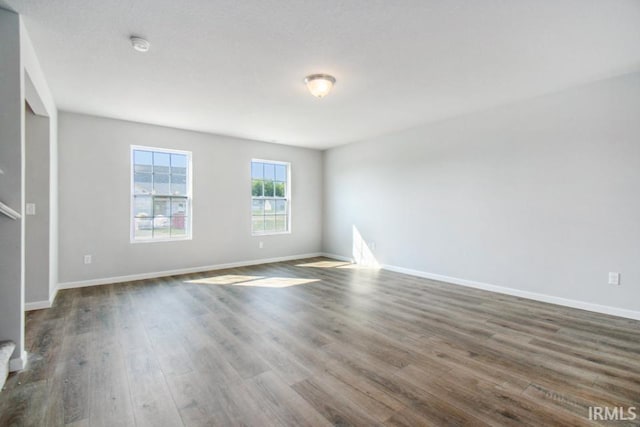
left=132, top=147, right=191, bottom=241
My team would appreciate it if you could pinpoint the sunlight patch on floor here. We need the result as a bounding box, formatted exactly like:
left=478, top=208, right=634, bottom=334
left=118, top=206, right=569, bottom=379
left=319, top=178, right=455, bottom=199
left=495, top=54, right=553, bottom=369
left=296, top=260, right=352, bottom=268
left=184, top=274, right=319, bottom=288
left=238, top=277, right=320, bottom=288
left=186, top=274, right=261, bottom=285
left=336, top=263, right=374, bottom=270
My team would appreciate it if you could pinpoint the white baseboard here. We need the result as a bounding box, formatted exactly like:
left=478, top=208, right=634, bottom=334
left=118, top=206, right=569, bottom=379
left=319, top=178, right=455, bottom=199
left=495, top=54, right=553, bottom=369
left=320, top=252, right=354, bottom=263
left=25, top=286, right=59, bottom=311
left=57, top=253, right=324, bottom=290
left=25, top=300, right=50, bottom=311
left=9, top=350, right=27, bottom=372
left=380, top=263, right=640, bottom=321
left=50, top=251, right=640, bottom=320
left=319, top=253, right=640, bottom=321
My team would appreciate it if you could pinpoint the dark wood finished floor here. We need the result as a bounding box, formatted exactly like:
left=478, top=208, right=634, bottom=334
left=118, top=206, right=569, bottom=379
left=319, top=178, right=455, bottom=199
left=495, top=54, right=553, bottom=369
left=1, top=257, right=639, bottom=426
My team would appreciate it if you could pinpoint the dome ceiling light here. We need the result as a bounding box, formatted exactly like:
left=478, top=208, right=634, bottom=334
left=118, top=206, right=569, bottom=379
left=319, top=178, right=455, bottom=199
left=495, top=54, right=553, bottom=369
left=304, top=74, right=336, bottom=98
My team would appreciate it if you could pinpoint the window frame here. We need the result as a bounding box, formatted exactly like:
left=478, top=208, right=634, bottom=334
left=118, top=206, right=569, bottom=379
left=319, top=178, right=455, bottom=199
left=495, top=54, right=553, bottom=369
left=130, top=145, right=193, bottom=243
left=251, top=158, right=291, bottom=236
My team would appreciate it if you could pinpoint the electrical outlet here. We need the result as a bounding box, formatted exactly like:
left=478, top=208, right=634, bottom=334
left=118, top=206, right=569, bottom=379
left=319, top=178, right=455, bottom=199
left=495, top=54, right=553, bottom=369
left=369, top=241, right=376, bottom=251
left=26, top=203, right=36, bottom=215
left=608, top=272, right=620, bottom=286
left=259, top=241, right=264, bottom=249
left=84, top=255, right=92, bottom=265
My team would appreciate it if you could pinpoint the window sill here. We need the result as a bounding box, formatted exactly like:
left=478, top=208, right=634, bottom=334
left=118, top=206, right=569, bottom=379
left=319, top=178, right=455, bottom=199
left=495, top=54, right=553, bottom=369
left=130, top=236, right=192, bottom=244
left=252, top=231, right=291, bottom=237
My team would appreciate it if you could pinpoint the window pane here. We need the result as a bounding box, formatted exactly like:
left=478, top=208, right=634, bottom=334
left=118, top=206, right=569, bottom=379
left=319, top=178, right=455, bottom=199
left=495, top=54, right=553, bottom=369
left=275, top=199, right=287, bottom=214
left=275, top=181, right=285, bottom=197
left=134, top=150, right=152, bottom=166
left=264, top=163, right=275, bottom=181
left=275, top=215, right=287, bottom=232
left=134, top=164, right=152, bottom=173
left=264, top=215, right=276, bottom=232
left=134, top=173, right=152, bottom=194
left=171, top=216, right=187, bottom=237
left=153, top=219, right=170, bottom=239
left=264, top=199, right=275, bottom=214
left=264, top=180, right=274, bottom=197
left=252, top=216, right=264, bottom=233
left=252, top=199, right=264, bottom=216
left=171, top=174, right=187, bottom=196
left=171, top=197, right=187, bottom=216
left=134, top=211, right=153, bottom=232
left=134, top=196, right=152, bottom=217
left=153, top=197, right=170, bottom=217
left=251, top=162, right=263, bottom=179
left=275, top=164, right=286, bottom=181
left=153, top=152, right=170, bottom=174
left=154, top=173, right=170, bottom=195
left=171, top=154, right=187, bottom=175
left=252, top=179, right=263, bottom=197
left=153, top=216, right=170, bottom=229
left=134, top=225, right=153, bottom=240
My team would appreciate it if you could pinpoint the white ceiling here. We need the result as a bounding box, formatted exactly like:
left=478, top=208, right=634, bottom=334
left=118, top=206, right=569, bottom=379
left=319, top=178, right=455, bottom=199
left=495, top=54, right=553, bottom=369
left=5, top=0, right=640, bottom=149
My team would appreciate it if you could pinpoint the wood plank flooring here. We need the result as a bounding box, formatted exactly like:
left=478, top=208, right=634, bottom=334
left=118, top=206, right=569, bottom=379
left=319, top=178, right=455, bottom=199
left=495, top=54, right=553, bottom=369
left=1, top=257, right=639, bottom=426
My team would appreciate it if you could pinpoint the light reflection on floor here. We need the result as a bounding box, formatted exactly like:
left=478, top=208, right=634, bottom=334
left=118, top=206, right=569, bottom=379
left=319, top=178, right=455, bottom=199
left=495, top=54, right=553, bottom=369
left=295, top=260, right=378, bottom=270
left=185, top=274, right=259, bottom=285
left=295, top=260, right=352, bottom=268
left=185, top=274, right=319, bottom=288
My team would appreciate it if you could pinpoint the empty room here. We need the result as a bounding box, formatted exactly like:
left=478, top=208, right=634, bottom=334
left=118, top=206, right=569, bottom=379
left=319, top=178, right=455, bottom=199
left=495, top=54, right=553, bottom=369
left=1, top=0, right=639, bottom=425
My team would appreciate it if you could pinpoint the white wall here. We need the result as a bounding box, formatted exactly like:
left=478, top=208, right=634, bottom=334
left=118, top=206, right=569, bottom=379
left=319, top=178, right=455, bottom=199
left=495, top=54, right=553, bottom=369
left=323, top=72, right=640, bottom=315
left=58, top=112, right=323, bottom=284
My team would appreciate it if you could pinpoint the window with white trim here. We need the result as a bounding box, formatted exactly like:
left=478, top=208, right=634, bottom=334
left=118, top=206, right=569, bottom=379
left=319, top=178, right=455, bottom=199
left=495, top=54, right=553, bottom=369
left=251, top=160, right=290, bottom=234
left=131, top=146, right=192, bottom=242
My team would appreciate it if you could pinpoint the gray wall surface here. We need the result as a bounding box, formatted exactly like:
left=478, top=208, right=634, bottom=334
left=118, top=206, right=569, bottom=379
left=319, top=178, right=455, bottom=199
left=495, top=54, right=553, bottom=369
left=0, top=8, right=25, bottom=361
left=323, top=72, right=640, bottom=312
left=58, top=112, right=323, bottom=283
left=21, top=19, right=59, bottom=309
left=25, top=105, right=50, bottom=303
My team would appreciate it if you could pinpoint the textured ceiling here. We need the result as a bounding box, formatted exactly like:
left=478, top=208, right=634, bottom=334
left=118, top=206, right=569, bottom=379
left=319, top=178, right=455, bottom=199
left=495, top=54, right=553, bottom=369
left=5, top=0, right=640, bottom=149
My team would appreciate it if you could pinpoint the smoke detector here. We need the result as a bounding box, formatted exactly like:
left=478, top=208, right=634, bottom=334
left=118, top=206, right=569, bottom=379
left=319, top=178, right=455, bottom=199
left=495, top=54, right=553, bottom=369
left=130, top=36, right=150, bottom=53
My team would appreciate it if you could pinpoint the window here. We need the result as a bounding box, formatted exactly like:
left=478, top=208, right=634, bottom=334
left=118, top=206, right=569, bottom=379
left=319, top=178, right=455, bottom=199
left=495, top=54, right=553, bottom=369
left=131, top=146, right=192, bottom=242
left=251, top=160, right=290, bottom=235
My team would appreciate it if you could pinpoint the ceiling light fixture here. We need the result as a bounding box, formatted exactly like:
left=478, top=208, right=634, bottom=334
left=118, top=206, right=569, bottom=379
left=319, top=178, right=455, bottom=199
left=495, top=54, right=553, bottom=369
left=130, top=36, right=150, bottom=52
left=304, top=74, right=336, bottom=98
